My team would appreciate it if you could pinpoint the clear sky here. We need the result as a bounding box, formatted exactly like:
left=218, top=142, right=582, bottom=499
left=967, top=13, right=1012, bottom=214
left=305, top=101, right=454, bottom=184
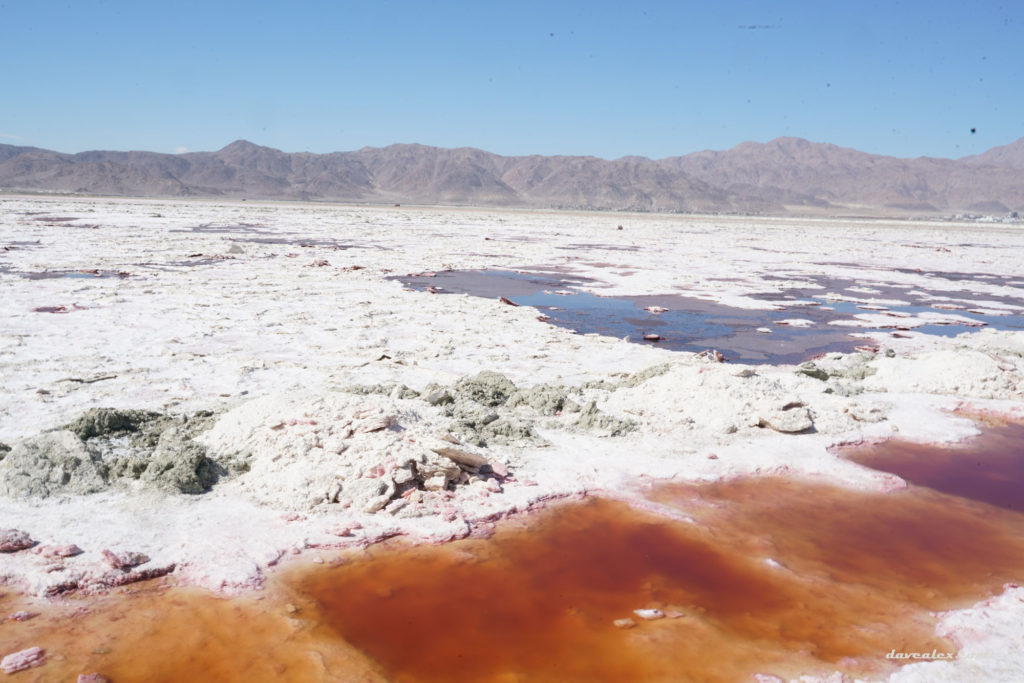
left=2, top=1, right=1021, bottom=160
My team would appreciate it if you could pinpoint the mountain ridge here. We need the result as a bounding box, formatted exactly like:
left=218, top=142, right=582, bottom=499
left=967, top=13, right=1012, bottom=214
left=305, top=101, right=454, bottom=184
left=1, top=137, right=1022, bottom=215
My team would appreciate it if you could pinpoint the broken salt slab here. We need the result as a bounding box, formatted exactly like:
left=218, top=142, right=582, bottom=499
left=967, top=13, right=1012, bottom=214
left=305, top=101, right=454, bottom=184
left=829, top=312, right=987, bottom=329
left=0, top=529, right=35, bottom=552
left=968, top=308, right=1012, bottom=316
left=1, top=647, right=45, bottom=674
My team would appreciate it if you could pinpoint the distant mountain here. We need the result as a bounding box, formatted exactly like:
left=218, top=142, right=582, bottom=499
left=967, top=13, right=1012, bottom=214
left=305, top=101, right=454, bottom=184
left=663, top=137, right=1024, bottom=213
left=960, top=137, right=1024, bottom=170
left=1, top=136, right=1022, bottom=215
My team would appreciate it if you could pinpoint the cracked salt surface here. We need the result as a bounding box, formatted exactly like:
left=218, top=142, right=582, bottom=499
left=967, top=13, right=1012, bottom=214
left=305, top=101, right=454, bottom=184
left=2, top=196, right=1024, bottom=681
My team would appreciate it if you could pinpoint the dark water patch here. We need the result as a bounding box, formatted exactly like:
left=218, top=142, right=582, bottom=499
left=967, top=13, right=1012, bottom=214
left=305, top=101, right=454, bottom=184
left=817, top=299, right=1024, bottom=333
left=32, top=305, right=75, bottom=313
left=168, top=223, right=373, bottom=250
left=481, top=234, right=541, bottom=243
left=680, top=326, right=863, bottom=364
left=3, top=240, right=42, bottom=250
left=169, top=223, right=270, bottom=234
left=20, top=269, right=130, bottom=280
left=745, top=244, right=817, bottom=255
left=400, top=269, right=597, bottom=298
left=397, top=269, right=867, bottom=363
left=458, top=252, right=517, bottom=259
left=817, top=300, right=1021, bottom=334
left=801, top=265, right=1024, bottom=297
left=842, top=420, right=1024, bottom=511
left=29, top=215, right=99, bottom=228
left=227, top=237, right=358, bottom=249
left=578, top=260, right=632, bottom=269
left=131, top=255, right=241, bottom=271
left=400, top=270, right=986, bottom=364
left=556, top=242, right=642, bottom=251
left=750, top=273, right=1024, bottom=333
left=169, top=255, right=240, bottom=267
left=953, top=243, right=1011, bottom=249
left=32, top=215, right=78, bottom=223
left=894, top=268, right=1022, bottom=288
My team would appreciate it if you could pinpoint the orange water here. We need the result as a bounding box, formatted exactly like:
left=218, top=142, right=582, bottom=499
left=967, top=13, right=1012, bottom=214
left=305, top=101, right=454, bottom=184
left=292, top=488, right=997, bottom=682
left=7, top=428, right=1024, bottom=681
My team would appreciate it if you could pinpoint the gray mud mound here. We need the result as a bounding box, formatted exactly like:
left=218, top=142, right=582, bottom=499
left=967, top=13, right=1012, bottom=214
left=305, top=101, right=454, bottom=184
left=448, top=402, right=538, bottom=448
left=0, top=408, right=227, bottom=499
left=0, top=431, right=108, bottom=498
left=796, top=352, right=879, bottom=397
left=415, top=371, right=538, bottom=448
left=344, top=383, right=421, bottom=400
left=506, top=383, right=577, bottom=415
left=433, top=371, right=629, bottom=447
left=440, top=372, right=544, bottom=447
left=139, top=427, right=225, bottom=494
left=65, top=408, right=162, bottom=441
left=454, top=371, right=518, bottom=407
left=575, top=401, right=634, bottom=437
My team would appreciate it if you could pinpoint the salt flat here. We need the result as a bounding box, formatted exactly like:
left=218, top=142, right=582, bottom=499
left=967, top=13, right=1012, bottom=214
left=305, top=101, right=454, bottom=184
left=2, top=195, right=1024, bottom=681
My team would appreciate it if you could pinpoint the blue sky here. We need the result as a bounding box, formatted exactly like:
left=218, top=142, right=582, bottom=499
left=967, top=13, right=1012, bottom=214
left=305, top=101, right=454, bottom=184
left=2, top=1, right=1021, bottom=159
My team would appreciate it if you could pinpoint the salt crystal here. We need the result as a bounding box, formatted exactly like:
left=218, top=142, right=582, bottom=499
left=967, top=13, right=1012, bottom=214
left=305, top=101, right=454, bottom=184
left=1, top=647, right=45, bottom=674
left=633, top=608, right=665, bottom=620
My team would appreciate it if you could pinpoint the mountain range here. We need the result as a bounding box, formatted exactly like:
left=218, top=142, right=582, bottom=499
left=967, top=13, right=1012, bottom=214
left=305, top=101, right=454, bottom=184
left=2, top=136, right=1023, bottom=216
